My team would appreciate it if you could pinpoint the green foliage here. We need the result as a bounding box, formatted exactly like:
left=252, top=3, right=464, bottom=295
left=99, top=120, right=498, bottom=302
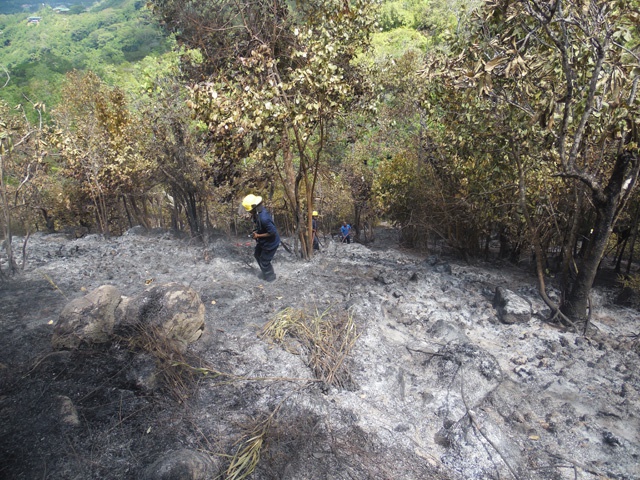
left=413, top=0, right=480, bottom=39
left=0, top=0, right=493, bottom=244
left=376, top=0, right=481, bottom=49
left=379, top=1, right=417, bottom=31
left=0, top=0, right=171, bottom=113
left=415, top=0, right=640, bottom=321
left=373, top=151, right=421, bottom=223
left=149, top=0, right=378, bottom=255
left=371, top=27, right=429, bottom=58
left=0, top=1, right=93, bottom=15
left=52, top=71, right=152, bottom=235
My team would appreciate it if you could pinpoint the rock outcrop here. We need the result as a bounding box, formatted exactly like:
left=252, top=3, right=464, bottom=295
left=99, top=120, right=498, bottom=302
left=52, top=285, right=121, bottom=349
left=52, top=282, right=205, bottom=353
left=493, top=286, right=532, bottom=324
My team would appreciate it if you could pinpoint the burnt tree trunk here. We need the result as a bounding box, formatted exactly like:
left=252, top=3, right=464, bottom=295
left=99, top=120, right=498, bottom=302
left=562, top=150, right=639, bottom=322
left=626, top=206, right=639, bottom=275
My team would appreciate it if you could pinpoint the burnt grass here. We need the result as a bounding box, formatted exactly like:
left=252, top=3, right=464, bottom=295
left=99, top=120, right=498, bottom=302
left=0, top=235, right=207, bottom=479
left=0, top=227, right=638, bottom=480
left=0, top=279, right=188, bottom=479
left=0, top=230, right=397, bottom=480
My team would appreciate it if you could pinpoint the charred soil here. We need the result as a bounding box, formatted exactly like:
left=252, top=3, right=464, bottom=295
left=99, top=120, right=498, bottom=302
left=0, top=228, right=639, bottom=480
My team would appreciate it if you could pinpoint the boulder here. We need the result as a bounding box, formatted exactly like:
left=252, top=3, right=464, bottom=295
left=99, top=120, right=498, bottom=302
left=422, top=255, right=452, bottom=274
left=116, top=282, right=205, bottom=353
left=52, top=285, right=122, bottom=349
left=141, top=449, right=218, bottom=480
left=492, top=287, right=532, bottom=324
left=126, top=352, right=160, bottom=392
left=56, top=395, right=80, bottom=427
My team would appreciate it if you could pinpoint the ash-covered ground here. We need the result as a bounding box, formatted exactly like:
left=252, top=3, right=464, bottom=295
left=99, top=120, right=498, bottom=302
left=1, top=227, right=639, bottom=479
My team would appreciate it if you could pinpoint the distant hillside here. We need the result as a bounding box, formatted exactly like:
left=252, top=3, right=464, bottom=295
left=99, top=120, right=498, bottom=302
left=0, top=0, right=169, bottom=111
left=0, top=1, right=97, bottom=15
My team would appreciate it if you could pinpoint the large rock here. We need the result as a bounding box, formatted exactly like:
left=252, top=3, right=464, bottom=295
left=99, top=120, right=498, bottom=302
left=492, top=287, right=532, bottom=324
left=52, top=285, right=122, bottom=349
left=141, top=449, right=218, bottom=480
left=116, top=282, right=205, bottom=353
left=56, top=395, right=80, bottom=427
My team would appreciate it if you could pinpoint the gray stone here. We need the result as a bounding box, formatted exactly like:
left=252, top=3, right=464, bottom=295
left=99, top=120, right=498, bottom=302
left=423, top=255, right=439, bottom=266
left=56, top=395, right=80, bottom=427
left=124, top=225, right=148, bottom=236
left=492, top=287, right=532, bottom=324
left=142, top=449, right=218, bottom=480
left=428, top=319, right=469, bottom=344
left=126, top=353, right=159, bottom=392
left=52, top=285, right=122, bottom=349
left=115, top=282, right=205, bottom=353
left=433, top=263, right=452, bottom=274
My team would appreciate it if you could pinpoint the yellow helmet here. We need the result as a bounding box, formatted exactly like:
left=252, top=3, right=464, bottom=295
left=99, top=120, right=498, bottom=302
left=312, top=211, right=319, bottom=216
left=242, top=194, right=262, bottom=212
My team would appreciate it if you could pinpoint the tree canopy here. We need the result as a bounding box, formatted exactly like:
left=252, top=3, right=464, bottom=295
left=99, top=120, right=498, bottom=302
left=1, top=0, right=639, bottom=324
left=420, top=0, right=640, bottom=323
left=148, top=0, right=378, bottom=257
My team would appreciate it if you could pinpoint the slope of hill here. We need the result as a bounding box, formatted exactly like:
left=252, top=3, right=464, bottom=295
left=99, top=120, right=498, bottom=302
left=0, top=0, right=170, bottom=110
left=0, top=228, right=638, bottom=479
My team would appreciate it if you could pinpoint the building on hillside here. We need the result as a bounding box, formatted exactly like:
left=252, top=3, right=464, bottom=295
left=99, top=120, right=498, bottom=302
left=27, top=16, right=42, bottom=24
left=53, top=5, right=70, bottom=13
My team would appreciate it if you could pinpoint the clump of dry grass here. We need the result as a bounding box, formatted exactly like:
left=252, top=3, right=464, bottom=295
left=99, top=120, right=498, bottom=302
left=118, top=324, right=204, bottom=402
left=224, top=411, right=276, bottom=480
left=260, top=306, right=359, bottom=390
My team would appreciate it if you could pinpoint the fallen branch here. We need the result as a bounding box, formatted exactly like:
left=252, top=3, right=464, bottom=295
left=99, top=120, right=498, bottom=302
left=405, top=345, right=442, bottom=357
left=530, top=464, right=577, bottom=480
left=547, top=308, right=579, bottom=333
left=460, top=369, right=520, bottom=480
left=545, top=452, right=607, bottom=478
left=172, top=361, right=322, bottom=385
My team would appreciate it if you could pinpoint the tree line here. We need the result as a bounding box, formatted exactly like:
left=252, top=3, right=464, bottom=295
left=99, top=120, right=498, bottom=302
left=1, top=0, right=639, bottom=328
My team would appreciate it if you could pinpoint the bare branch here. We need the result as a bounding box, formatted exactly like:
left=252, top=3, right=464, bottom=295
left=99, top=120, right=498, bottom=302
left=460, top=368, right=519, bottom=480
left=0, top=65, right=9, bottom=88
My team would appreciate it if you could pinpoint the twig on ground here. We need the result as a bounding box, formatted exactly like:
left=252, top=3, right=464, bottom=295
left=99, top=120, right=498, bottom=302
left=530, top=464, right=577, bottom=480
left=545, top=452, right=607, bottom=478
left=105, top=404, right=152, bottom=434
left=172, top=361, right=321, bottom=385
left=38, top=271, right=68, bottom=300
left=460, top=369, right=520, bottom=480
left=405, top=345, right=443, bottom=357
left=547, top=308, right=579, bottom=333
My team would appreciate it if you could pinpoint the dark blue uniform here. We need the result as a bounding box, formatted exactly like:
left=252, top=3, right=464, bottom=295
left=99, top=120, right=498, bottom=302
left=312, top=218, right=320, bottom=250
left=252, top=205, right=280, bottom=281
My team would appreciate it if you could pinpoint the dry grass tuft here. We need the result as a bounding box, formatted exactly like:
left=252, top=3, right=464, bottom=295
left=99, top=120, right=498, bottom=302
left=120, top=324, right=203, bottom=402
left=260, top=306, right=359, bottom=390
left=224, top=411, right=276, bottom=480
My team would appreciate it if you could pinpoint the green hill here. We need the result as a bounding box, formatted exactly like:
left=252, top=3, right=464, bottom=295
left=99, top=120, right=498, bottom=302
left=0, top=0, right=170, bottom=111
left=0, top=1, right=101, bottom=16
